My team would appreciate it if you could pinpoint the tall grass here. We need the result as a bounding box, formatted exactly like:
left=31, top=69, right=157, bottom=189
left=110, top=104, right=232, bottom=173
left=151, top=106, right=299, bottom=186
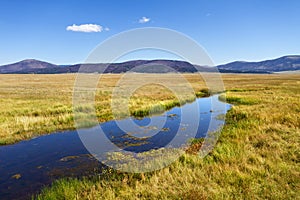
left=35, top=73, right=300, bottom=199
left=0, top=74, right=208, bottom=144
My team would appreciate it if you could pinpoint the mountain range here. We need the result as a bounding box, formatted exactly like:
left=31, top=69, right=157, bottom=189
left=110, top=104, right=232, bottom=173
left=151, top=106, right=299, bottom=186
left=1, top=55, right=300, bottom=74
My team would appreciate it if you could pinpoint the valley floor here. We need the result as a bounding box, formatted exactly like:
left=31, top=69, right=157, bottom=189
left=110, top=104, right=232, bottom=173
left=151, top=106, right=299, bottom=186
left=0, top=73, right=299, bottom=199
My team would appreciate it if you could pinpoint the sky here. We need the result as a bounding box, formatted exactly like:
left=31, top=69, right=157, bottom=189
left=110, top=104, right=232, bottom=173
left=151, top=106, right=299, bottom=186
left=0, top=0, right=300, bottom=65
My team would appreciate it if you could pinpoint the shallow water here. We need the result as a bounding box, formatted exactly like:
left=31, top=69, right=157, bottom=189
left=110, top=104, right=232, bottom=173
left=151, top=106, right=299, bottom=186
left=0, top=95, right=230, bottom=199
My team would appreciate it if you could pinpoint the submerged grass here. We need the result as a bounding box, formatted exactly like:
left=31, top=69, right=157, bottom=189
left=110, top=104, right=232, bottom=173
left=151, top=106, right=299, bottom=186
left=33, top=73, right=300, bottom=199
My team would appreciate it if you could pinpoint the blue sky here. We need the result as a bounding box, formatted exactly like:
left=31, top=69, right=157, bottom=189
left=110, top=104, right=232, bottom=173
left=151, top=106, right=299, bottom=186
left=0, top=0, right=300, bottom=65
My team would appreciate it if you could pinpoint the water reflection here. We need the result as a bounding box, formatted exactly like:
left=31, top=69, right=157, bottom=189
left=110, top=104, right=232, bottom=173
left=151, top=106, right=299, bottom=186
left=0, top=95, right=230, bottom=199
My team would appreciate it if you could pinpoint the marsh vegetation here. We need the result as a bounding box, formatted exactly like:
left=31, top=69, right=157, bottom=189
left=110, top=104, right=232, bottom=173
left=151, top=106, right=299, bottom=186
left=0, top=73, right=299, bottom=199
left=0, top=74, right=209, bottom=145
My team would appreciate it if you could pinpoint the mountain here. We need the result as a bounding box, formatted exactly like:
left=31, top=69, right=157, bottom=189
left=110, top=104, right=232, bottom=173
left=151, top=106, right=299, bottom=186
left=217, top=55, right=300, bottom=73
left=0, top=59, right=59, bottom=73
left=0, top=59, right=214, bottom=74
left=1, top=56, right=300, bottom=74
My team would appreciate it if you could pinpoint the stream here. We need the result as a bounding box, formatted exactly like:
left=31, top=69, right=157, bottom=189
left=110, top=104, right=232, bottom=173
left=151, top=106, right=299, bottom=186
left=0, top=95, right=231, bottom=199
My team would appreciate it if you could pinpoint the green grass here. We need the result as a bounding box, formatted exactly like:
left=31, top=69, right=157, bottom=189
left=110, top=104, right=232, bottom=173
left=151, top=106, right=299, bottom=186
left=34, top=73, right=300, bottom=199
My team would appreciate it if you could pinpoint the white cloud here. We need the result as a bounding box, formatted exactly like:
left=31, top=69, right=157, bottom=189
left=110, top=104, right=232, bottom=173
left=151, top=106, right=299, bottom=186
left=138, top=17, right=150, bottom=24
left=66, top=24, right=104, bottom=33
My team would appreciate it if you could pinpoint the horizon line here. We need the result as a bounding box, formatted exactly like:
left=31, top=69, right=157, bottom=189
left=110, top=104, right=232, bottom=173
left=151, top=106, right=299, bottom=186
left=1, top=54, right=300, bottom=67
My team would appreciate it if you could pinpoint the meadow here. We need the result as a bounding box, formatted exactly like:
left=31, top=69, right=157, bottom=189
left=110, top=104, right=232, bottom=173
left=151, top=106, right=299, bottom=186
left=0, top=73, right=208, bottom=145
left=0, top=73, right=299, bottom=199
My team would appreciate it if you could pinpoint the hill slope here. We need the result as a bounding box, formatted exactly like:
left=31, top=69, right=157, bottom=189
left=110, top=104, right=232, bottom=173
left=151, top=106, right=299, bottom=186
left=217, top=55, right=300, bottom=73
left=0, top=59, right=59, bottom=73
left=1, top=56, right=300, bottom=74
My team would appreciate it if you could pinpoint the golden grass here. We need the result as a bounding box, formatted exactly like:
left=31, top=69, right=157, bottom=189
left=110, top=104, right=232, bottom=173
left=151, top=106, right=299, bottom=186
left=0, top=73, right=299, bottom=198
left=1, top=73, right=299, bottom=145
left=32, top=73, right=300, bottom=199
left=0, top=73, right=207, bottom=144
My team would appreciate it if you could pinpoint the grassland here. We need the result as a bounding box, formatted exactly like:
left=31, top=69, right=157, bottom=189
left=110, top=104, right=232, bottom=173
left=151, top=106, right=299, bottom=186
left=0, top=73, right=299, bottom=199
left=0, top=73, right=207, bottom=145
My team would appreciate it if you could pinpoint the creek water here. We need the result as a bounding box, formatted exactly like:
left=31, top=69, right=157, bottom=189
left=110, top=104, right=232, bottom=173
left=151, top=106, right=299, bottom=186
left=0, top=95, right=230, bottom=199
